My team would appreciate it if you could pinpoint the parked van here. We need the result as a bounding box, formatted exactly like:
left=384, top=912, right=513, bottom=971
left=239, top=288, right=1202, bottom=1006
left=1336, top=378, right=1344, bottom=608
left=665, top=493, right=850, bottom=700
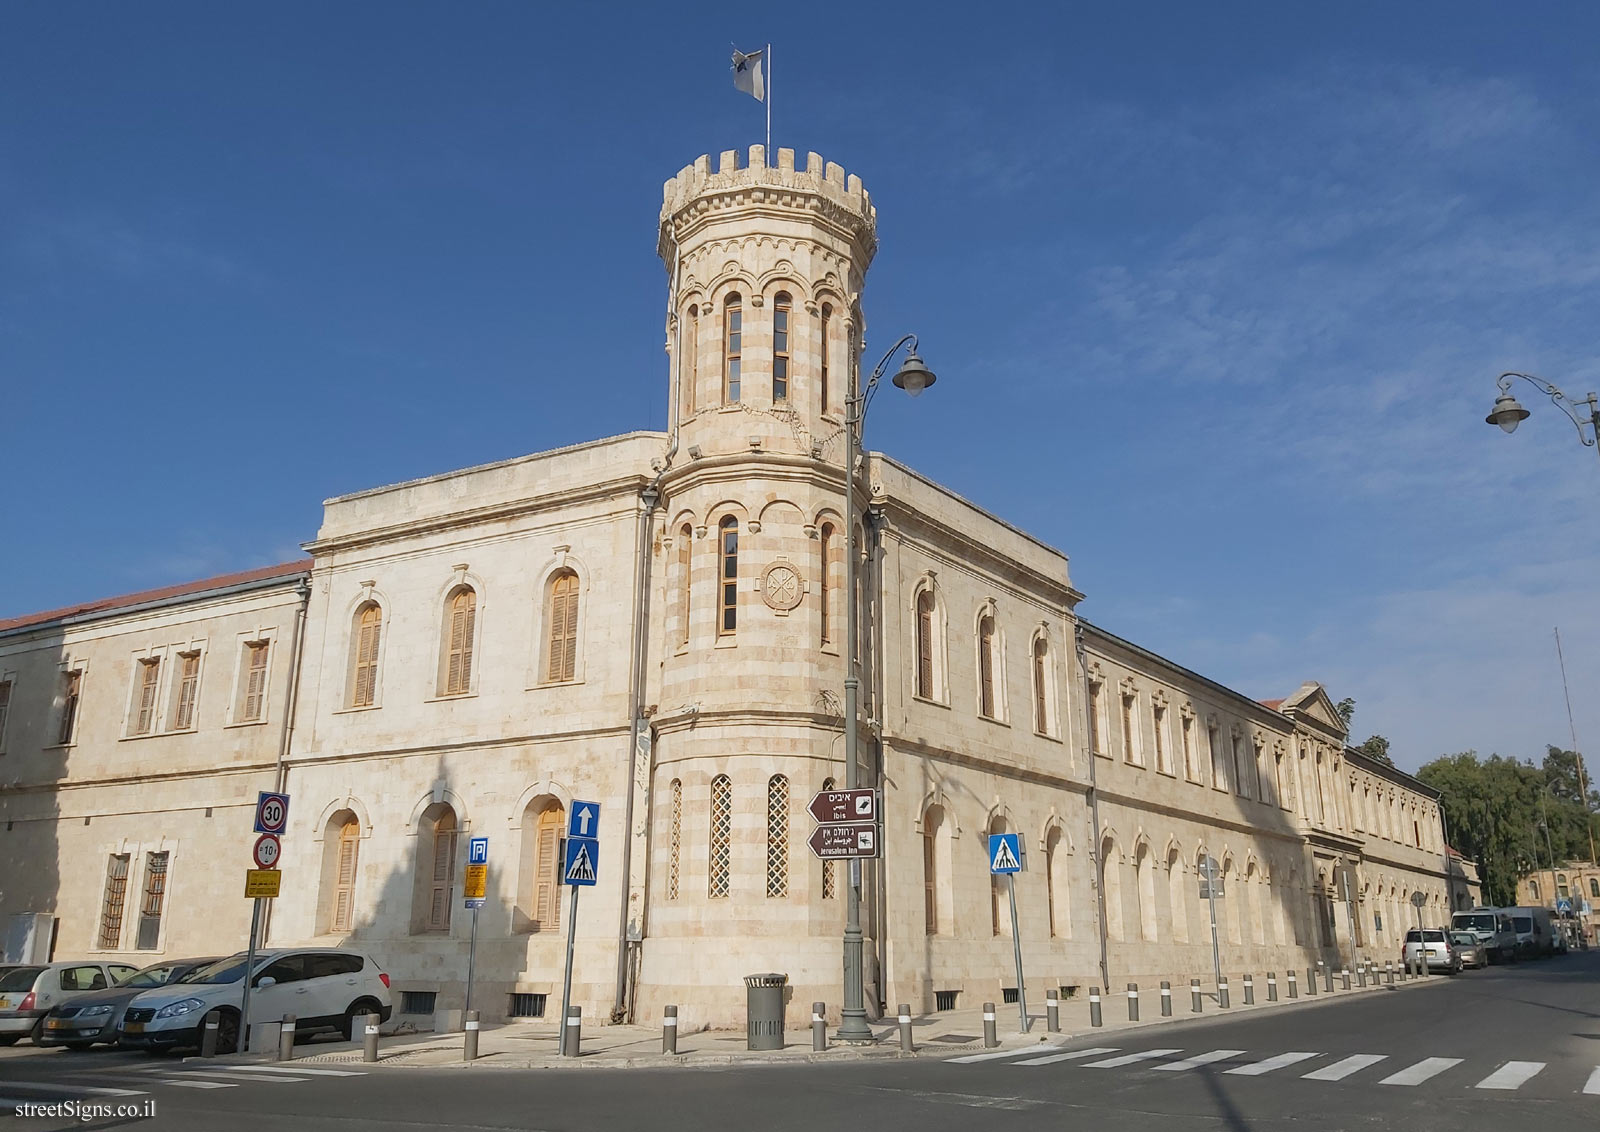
left=1451, top=908, right=1519, bottom=964
left=1504, top=906, right=1557, bottom=958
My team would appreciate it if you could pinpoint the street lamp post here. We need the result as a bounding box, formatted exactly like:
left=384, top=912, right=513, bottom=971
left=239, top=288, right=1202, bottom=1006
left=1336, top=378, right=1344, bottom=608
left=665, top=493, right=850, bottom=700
left=837, top=334, right=936, bottom=1043
left=1485, top=371, right=1600, bottom=457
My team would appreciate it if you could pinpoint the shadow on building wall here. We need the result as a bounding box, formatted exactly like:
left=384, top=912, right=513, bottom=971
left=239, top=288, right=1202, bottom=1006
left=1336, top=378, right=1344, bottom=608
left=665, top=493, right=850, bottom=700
left=0, top=626, right=67, bottom=964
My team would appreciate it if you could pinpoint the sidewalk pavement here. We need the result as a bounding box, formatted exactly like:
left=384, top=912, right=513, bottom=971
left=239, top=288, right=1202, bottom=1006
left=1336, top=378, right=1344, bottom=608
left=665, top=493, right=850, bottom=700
left=235, top=967, right=1446, bottom=1072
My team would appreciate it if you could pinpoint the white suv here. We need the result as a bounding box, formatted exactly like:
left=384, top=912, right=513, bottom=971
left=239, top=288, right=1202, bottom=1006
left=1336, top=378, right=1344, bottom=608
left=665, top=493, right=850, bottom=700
left=118, top=949, right=392, bottom=1054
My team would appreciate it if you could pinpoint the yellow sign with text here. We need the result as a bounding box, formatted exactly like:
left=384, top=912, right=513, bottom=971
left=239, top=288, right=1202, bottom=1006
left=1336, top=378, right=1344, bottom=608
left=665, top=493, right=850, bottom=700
left=245, top=869, right=283, bottom=898
left=464, top=864, right=488, bottom=900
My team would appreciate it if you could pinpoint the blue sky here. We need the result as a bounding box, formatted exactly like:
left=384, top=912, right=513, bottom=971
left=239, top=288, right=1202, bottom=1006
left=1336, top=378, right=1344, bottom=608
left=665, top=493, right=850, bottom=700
left=6, top=2, right=1600, bottom=774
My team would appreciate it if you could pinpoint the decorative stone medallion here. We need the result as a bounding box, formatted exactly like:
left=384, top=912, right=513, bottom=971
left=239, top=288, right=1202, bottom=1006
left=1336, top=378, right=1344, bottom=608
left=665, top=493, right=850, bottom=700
left=761, top=561, right=804, bottom=611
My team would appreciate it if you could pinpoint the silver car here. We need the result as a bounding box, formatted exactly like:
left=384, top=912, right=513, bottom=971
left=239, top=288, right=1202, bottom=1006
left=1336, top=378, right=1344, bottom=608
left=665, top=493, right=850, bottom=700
left=39, top=957, right=220, bottom=1049
left=0, top=961, right=142, bottom=1046
left=1402, top=927, right=1461, bottom=974
left=1449, top=931, right=1487, bottom=969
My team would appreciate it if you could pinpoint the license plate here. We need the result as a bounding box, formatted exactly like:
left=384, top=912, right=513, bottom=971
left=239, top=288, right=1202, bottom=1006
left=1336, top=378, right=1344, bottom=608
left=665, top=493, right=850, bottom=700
left=122, top=1021, right=144, bottom=1034
left=0, top=996, right=11, bottom=1010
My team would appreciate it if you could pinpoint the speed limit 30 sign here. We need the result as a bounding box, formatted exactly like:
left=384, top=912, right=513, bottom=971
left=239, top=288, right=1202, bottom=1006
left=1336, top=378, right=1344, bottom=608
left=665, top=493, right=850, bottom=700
left=253, top=833, right=282, bottom=870
left=254, top=791, right=290, bottom=835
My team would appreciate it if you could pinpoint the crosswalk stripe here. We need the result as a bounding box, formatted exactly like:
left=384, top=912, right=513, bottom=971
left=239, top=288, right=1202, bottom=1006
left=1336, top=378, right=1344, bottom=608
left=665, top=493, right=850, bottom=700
left=1379, top=1057, right=1462, bottom=1086
left=1302, top=1054, right=1388, bottom=1081
left=188, top=1065, right=366, bottom=1077
left=0, top=1082, right=146, bottom=1097
left=162, top=1070, right=307, bottom=1084
left=1584, top=1067, right=1600, bottom=1095
left=1225, top=1052, right=1319, bottom=1076
left=1085, top=1048, right=1183, bottom=1068
left=1474, top=1061, right=1544, bottom=1091
left=148, top=1078, right=237, bottom=1090
left=1012, top=1046, right=1120, bottom=1067
left=1155, top=1050, right=1246, bottom=1073
left=947, top=1045, right=1063, bottom=1064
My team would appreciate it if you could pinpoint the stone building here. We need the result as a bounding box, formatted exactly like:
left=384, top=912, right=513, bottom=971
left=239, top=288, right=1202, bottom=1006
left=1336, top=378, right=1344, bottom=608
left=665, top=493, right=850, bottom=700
left=1516, top=861, right=1598, bottom=944
left=0, top=146, right=1456, bottom=1029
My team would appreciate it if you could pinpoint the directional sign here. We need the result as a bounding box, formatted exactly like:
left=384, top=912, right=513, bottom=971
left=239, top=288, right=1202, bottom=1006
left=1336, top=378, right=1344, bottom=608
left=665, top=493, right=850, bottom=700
left=468, top=836, right=489, bottom=865
left=252, top=834, right=282, bottom=870
left=808, top=788, right=878, bottom=825
left=988, top=833, right=1022, bottom=874
left=808, top=823, right=879, bottom=859
left=253, top=792, right=290, bottom=835
left=568, top=801, right=601, bottom=840
left=563, top=838, right=599, bottom=886
left=244, top=869, right=282, bottom=898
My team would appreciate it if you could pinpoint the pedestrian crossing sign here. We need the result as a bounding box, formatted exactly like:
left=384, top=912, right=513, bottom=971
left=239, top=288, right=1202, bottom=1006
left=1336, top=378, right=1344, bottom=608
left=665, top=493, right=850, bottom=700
left=989, top=833, right=1022, bottom=874
left=563, top=837, right=599, bottom=886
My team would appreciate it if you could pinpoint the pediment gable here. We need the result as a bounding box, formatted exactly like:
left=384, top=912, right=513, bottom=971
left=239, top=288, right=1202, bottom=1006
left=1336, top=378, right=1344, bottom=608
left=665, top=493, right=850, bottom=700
left=1279, top=682, right=1347, bottom=737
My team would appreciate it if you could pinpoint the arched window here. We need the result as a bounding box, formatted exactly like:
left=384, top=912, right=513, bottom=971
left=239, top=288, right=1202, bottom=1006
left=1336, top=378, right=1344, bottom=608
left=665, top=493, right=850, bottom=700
left=922, top=805, right=943, bottom=934
left=1087, top=677, right=1104, bottom=755
left=915, top=590, right=936, bottom=699
left=766, top=775, right=789, bottom=897
left=415, top=804, right=458, bottom=932
left=978, top=614, right=998, bottom=720
left=685, top=303, right=699, bottom=416
left=1122, top=690, right=1140, bottom=765
left=1100, top=837, right=1123, bottom=941
left=819, top=523, right=836, bottom=647
left=526, top=802, right=565, bottom=931
left=772, top=292, right=790, bottom=403
left=349, top=602, right=382, bottom=708
left=723, top=294, right=742, bottom=403
left=1046, top=827, right=1069, bottom=937
left=718, top=518, right=738, bottom=635
left=1032, top=636, right=1051, bottom=735
left=1530, top=878, right=1541, bottom=900
left=1135, top=842, right=1157, bottom=942
left=1181, top=714, right=1196, bottom=781
left=1590, top=877, right=1599, bottom=899
left=441, top=587, right=476, bottom=696
left=544, top=570, right=579, bottom=682
left=320, top=811, right=361, bottom=934
left=1246, top=862, right=1265, bottom=945
left=709, top=775, right=733, bottom=898
left=1223, top=859, right=1242, bottom=945
left=1153, top=702, right=1171, bottom=774
left=819, top=303, right=832, bottom=414
left=821, top=778, right=837, bottom=899
left=667, top=779, right=682, bottom=900
left=677, top=525, right=692, bottom=648
left=989, top=815, right=1009, bottom=936
left=1167, top=848, right=1188, bottom=943
left=1557, top=874, right=1570, bottom=900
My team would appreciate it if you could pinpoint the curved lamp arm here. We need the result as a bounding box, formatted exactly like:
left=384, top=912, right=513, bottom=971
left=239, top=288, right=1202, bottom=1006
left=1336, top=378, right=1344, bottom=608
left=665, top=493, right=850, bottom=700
left=1497, top=372, right=1600, bottom=448
left=849, top=333, right=920, bottom=426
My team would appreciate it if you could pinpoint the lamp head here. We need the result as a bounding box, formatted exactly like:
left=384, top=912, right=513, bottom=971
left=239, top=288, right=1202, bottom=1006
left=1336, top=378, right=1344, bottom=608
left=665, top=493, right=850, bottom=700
left=891, top=350, right=937, bottom=398
left=1486, top=393, right=1529, bottom=434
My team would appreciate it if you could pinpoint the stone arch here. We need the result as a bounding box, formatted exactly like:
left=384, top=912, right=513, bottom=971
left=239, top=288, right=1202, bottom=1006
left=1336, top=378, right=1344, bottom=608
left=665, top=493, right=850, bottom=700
left=1038, top=811, right=1072, bottom=854
left=1133, top=836, right=1158, bottom=942
left=757, top=499, right=805, bottom=530
left=1100, top=831, right=1124, bottom=942
left=757, top=267, right=812, bottom=303
left=1166, top=840, right=1188, bottom=944
left=314, top=794, right=373, bottom=841
left=910, top=574, right=949, bottom=703
left=912, top=785, right=961, bottom=838
left=507, top=779, right=574, bottom=827
left=405, top=786, right=472, bottom=831
left=514, top=792, right=569, bottom=934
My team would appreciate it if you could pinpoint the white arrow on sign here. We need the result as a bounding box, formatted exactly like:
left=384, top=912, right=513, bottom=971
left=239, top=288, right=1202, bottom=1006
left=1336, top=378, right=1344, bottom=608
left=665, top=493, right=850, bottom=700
left=576, top=805, right=594, bottom=836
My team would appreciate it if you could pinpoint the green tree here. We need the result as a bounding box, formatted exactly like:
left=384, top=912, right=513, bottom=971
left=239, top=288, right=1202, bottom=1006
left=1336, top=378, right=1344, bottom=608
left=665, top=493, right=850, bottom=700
left=1354, top=735, right=1394, bottom=767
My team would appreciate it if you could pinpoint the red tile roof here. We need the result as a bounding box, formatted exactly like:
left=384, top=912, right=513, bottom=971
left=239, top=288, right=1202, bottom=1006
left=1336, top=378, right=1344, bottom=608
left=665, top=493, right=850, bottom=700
left=0, top=561, right=310, bottom=634
left=1257, top=698, right=1285, bottom=710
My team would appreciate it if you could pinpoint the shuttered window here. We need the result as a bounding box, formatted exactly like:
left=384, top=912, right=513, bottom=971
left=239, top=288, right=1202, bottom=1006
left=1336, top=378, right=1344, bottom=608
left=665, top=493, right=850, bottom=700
left=923, top=823, right=938, bottom=935
left=241, top=641, right=270, bottom=721
left=332, top=819, right=360, bottom=932
left=819, top=304, right=832, bottom=414
left=58, top=670, right=82, bottom=745
left=677, top=525, right=692, bottom=647
left=172, top=652, right=200, bottom=730
left=685, top=303, right=698, bottom=415
left=772, top=293, right=790, bottom=402
left=427, top=811, right=458, bottom=932
left=0, top=679, right=12, bottom=748
left=352, top=604, right=382, bottom=708
left=718, top=519, right=738, bottom=635
left=819, top=524, right=835, bottom=646
left=545, top=572, right=579, bottom=682
left=724, top=295, right=742, bottom=403
left=99, top=854, right=130, bottom=949
left=915, top=591, right=934, bottom=698
left=978, top=616, right=996, bottom=719
left=1033, top=638, right=1049, bottom=733
left=533, top=806, right=564, bottom=930
left=136, top=852, right=168, bottom=950
left=1087, top=681, right=1103, bottom=754
left=444, top=588, right=477, bottom=695
left=133, top=659, right=160, bottom=735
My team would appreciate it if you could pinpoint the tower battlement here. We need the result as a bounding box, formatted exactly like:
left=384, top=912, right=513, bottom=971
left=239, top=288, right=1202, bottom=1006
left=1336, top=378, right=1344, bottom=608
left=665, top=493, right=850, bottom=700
left=659, top=146, right=876, bottom=246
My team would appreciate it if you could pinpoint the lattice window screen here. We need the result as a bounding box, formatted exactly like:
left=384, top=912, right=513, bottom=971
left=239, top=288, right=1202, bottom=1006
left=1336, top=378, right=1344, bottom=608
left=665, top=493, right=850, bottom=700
left=766, top=775, right=789, bottom=898
left=709, top=775, right=732, bottom=898
left=667, top=779, right=682, bottom=900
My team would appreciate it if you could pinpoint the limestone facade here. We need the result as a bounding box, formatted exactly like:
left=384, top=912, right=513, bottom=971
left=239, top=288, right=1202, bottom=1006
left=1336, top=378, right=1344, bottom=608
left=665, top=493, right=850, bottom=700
left=0, top=147, right=1456, bottom=1026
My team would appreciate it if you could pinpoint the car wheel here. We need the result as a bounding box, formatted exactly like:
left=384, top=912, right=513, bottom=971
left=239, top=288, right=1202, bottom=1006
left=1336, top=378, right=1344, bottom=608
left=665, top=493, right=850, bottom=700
left=64, top=1042, right=95, bottom=1052
left=341, top=999, right=382, bottom=1041
left=29, top=1018, right=47, bottom=1046
left=213, top=1010, right=240, bottom=1055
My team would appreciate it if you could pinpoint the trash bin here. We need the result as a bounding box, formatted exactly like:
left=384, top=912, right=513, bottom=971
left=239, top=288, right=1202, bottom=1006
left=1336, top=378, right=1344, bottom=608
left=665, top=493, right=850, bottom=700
left=744, top=972, right=788, bottom=1050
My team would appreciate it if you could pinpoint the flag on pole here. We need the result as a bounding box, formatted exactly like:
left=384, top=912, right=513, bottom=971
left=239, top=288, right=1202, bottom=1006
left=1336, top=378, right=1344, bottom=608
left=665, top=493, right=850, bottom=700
left=731, top=48, right=765, bottom=101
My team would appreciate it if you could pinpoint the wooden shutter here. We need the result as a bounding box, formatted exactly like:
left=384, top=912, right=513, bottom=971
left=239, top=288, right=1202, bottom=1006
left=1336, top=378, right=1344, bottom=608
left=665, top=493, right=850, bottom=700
left=334, top=820, right=359, bottom=931
left=135, top=660, right=160, bottom=734
left=353, top=606, right=381, bottom=707
left=923, top=830, right=937, bottom=935
left=534, top=807, right=562, bottom=929
left=677, top=527, right=692, bottom=647
left=1033, top=640, right=1047, bottom=732
left=445, top=590, right=476, bottom=695
left=916, top=593, right=933, bottom=698
left=244, top=643, right=269, bottom=721
left=136, top=852, right=168, bottom=950
left=428, top=815, right=457, bottom=931
left=978, top=618, right=995, bottom=718
left=546, top=574, right=578, bottom=682
left=99, top=854, right=130, bottom=949
left=174, top=653, right=199, bottom=730
left=0, top=680, right=12, bottom=744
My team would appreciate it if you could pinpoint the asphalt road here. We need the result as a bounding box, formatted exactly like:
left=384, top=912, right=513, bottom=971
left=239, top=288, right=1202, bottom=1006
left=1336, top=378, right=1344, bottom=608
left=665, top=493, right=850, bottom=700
left=3, top=950, right=1597, bottom=1131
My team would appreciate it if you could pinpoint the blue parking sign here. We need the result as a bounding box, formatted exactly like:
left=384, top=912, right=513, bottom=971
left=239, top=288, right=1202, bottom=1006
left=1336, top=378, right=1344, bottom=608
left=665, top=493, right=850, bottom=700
left=468, top=836, right=489, bottom=865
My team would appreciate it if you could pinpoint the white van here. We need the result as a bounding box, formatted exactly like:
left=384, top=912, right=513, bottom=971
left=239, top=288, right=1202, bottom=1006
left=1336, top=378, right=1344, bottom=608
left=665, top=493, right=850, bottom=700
left=1451, top=908, right=1518, bottom=964
left=1504, top=906, right=1557, bottom=958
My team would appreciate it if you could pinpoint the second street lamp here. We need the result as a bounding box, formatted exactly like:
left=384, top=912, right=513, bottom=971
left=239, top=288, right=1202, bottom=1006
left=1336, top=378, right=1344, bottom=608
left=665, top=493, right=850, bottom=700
left=837, top=334, right=936, bottom=1043
left=1486, top=371, right=1600, bottom=457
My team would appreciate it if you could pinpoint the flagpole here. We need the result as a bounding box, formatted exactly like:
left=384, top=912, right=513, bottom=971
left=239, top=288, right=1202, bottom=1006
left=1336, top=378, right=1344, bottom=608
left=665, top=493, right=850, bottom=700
left=765, top=43, right=772, bottom=155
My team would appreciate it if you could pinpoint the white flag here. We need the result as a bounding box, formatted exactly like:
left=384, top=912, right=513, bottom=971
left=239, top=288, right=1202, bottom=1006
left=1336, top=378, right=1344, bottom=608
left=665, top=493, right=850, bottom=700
left=731, top=48, right=764, bottom=102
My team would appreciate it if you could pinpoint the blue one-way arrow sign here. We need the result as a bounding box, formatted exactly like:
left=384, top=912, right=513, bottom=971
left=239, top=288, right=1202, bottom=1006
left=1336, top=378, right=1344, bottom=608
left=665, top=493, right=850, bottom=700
left=568, top=800, right=600, bottom=839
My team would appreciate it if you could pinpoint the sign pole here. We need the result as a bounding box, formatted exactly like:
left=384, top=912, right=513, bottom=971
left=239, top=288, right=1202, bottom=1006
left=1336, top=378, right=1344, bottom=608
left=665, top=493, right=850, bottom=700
left=465, top=905, right=479, bottom=1019
left=240, top=898, right=261, bottom=1051
left=1205, top=857, right=1222, bottom=994
left=558, top=885, right=580, bottom=1056
left=1007, top=873, right=1028, bottom=1032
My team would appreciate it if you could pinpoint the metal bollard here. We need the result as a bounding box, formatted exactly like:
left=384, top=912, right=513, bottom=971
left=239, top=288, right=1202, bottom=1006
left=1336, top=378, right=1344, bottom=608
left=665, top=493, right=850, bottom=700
left=1218, top=977, right=1231, bottom=1009
left=811, top=1002, right=826, bottom=1052
left=1127, top=983, right=1139, bottom=1022
left=1243, top=975, right=1255, bottom=1006
left=1089, top=988, right=1102, bottom=1027
left=1307, top=966, right=1318, bottom=994
left=982, top=1002, right=998, bottom=1047
left=663, top=1005, right=678, bottom=1054
left=1341, top=969, right=1351, bottom=992
left=1160, top=981, right=1172, bottom=1016
left=1356, top=965, right=1367, bottom=989
left=1191, top=978, right=1203, bottom=1013
left=1288, top=970, right=1298, bottom=998
left=362, top=1013, right=380, bottom=1063
left=1323, top=967, right=1334, bottom=994
left=1046, top=992, right=1060, bottom=1033
left=898, top=1004, right=914, bottom=1053
left=200, top=1013, right=220, bottom=1058
left=562, top=1005, right=582, bottom=1058
left=1267, top=972, right=1278, bottom=1002
left=278, top=1014, right=296, bottom=1061
left=463, top=1010, right=480, bottom=1061
left=1385, top=961, right=1394, bottom=986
